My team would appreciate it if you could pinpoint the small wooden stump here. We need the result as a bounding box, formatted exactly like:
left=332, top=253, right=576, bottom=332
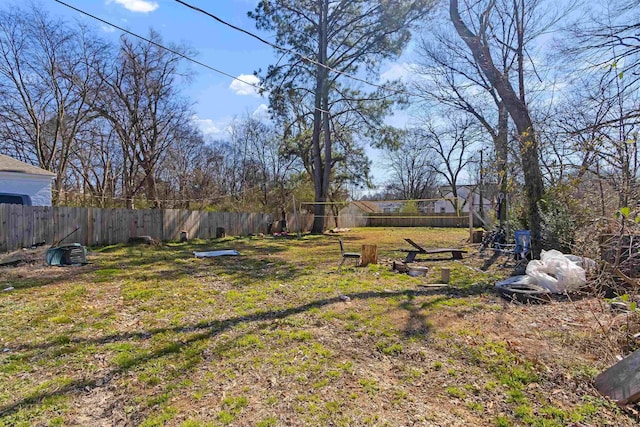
left=361, top=244, right=378, bottom=267
left=441, top=267, right=451, bottom=283
left=180, top=231, right=188, bottom=242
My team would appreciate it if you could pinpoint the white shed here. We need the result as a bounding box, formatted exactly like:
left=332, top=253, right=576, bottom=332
left=0, top=154, right=56, bottom=206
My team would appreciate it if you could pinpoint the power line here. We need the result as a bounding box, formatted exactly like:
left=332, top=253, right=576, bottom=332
left=52, top=0, right=262, bottom=92
left=173, top=0, right=421, bottom=99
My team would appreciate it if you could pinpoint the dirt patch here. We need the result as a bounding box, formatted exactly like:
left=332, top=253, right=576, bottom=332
left=69, top=384, right=130, bottom=427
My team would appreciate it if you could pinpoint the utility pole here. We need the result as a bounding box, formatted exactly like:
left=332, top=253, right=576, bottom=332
left=479, top=149, right=484, bottom=219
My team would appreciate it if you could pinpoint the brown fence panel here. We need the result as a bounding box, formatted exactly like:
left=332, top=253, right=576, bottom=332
left=0, top=204, right=295, bottom=252
left=366, top=213, right=471, bottom=228
left=163, top=209, right=189, bottom=241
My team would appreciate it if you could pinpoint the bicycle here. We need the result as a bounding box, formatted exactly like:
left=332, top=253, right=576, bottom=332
left=480, top=226, right=506, bottom=252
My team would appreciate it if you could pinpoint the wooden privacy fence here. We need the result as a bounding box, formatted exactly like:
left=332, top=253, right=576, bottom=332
left=0, top=205, right=477, bottom=252
left=0, top=204, right=274, bottom=253
left=291, top=212, right=476, bottom=229
left=357, top=213, right=478, bottom=228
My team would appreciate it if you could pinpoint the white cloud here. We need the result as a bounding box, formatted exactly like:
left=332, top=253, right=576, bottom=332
left=380, top=62, right=415, bottom=83
left=191, top=115, right=232, bottom=139
left=108, top=0, right=159, bottom=13
left=229, top=74, right=261, bottom=97
left=100, top=25, right=116, bottom=33
left=251, top=104, right=270, bottom=121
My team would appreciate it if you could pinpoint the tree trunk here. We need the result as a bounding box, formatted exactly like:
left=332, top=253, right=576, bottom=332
left=310, top=0, right=329, bottom=234
left=495, top=102, right=509, bottom=226
left=144, top=171, right=159, bottom=208
left=518, top=124, right=544, bottom=255
left=450, top=0, right=545, bottom=257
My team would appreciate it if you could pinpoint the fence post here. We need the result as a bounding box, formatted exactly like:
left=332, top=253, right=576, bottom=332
left=468, top=192, right=474, bottom=240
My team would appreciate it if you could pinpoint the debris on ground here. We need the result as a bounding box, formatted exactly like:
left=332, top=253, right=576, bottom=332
left=495, top=276, right=552, bottom=304
left=417, top=283, right=449, bottom=288
left=127, top=235, right=159, bottom=245
left=596, top=348, right=640, bottom=405
left=495, top=250, right=596, bottom=302
left=408, top=266, right=428, bottom=277
left=3, top=286, right=14, bottom=292
left=0, top=246, right=48, bottom=267
left=391, top=260, right=409, bottom=273
left=525, top=249, right=588, bottom=293
left=338, top=295, right=351, bottom=302
left=328, top=228, right=351, bottom=233
left=0, top=256, right=25, bottom=267
left=193, top=250, right=240, bottom=258
left=45, top=243, right=88, bottom=266
left=609, top=296, right=640, bottom=313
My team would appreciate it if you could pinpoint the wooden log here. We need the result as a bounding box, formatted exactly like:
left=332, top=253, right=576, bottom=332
left=596, top=348, right=640, bottom=404
left=392, top=260, right=408, bottom=273
left=472, top=229, right=484, bottom=243
left=361, top=244, right=378, bottom=267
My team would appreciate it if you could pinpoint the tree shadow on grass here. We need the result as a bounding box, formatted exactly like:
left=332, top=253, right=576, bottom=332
left=89, top=238, right=305, bottom=285
left=399, top=295, right=447, bottom=337
left=480, top=250, right=512, bottom=271
left=0, top=284, right=492, bottom=418
left=0, top=264, right=100, bottom=291
left=479, top=250, right=525, bottom=279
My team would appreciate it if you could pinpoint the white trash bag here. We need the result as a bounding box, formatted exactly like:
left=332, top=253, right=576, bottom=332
left=526, top=260, right=560, bottom=292
left=564, top=254, right=597, bottom=274
left=525, top=249, right=586, bottom=293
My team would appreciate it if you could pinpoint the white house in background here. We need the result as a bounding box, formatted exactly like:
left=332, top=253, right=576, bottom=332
left=372, top=201, right=405, bottom=213
left=0, top=154, right=56, bottom=206
left=434, top=186, right=492, bottom=214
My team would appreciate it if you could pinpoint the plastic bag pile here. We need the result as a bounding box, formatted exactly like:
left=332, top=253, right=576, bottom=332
left=525, top=249, right=596, bottom=293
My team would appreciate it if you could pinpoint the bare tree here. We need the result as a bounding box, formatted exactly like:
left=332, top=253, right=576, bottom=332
left=68, top=118, right=122, bottom=207
left=416, top=117, right=478, bottom=213
left=449, top=0, right=546, bottom=256
left=157, top=122, right=208, bottom=208
left=555, top=77, right=640, bottom=207
left=0, top=6, right=106, bottom=203
left=414, top=6, right=512, bottom=224
left=234, top=115, right=300, bottom=210
left=91, top=31, right=193, bottom=208
left=569, top=0, right=640, bottom=106
left=385, top=130, right=439, bottom=200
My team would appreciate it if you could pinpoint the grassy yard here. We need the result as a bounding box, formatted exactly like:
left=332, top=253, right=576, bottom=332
left=0, top=227, right=635, bottom=426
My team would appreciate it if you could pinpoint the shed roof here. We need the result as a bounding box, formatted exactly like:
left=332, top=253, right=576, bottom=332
left=0, top=154, right=56, bottom=177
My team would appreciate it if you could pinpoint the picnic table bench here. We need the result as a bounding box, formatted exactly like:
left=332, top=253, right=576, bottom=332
left=400, top=238, right=467, bottom=263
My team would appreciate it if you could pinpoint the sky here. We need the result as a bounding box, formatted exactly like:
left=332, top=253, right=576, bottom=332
left=44, top=0, right=278, bottom=137
left=34, top=0, right=411, bottom=187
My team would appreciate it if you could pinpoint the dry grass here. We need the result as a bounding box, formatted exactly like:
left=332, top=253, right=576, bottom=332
left=0, top=227, right=637, bottom=426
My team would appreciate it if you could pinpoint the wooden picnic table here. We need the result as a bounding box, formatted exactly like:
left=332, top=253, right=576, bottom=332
left=400, top=238, right=467, bottom=263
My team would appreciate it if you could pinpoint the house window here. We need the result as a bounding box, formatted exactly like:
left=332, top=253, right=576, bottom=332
left=440, top=207, right=446, bottom=213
